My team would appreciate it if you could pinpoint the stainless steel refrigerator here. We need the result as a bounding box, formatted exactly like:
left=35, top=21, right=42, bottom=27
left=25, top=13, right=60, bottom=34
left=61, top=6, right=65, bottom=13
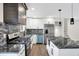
left=44, top=24, right=54, bottom=45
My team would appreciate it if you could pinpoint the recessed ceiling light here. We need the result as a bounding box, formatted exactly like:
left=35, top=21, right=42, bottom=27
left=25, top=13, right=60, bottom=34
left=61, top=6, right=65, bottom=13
left=31, top=8, right=35, bottom=10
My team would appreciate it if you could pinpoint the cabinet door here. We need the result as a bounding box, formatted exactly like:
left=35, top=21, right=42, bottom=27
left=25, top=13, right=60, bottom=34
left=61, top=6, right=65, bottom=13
left=18, top=4, right=26, bottom=25
left=4, top=3, right=18, bottom=25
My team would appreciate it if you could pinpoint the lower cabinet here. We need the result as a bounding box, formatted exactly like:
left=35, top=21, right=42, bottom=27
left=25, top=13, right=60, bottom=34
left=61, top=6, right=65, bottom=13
left=50, top=47, right=54, bottom=55
left=18, top=44, right=25, bottom=56
left=47, top=41, right=59, bottom=56
left=50, top=41, right=54, bottom=56
left=18, top=47, right=25, bottom=56
left=46, top=45, right=51, bottom=56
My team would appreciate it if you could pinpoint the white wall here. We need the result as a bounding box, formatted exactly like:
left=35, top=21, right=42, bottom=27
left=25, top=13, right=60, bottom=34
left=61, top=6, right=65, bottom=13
left=55, top=26, right=62, bottom=37
left=54, top=17, right=79, bottom=41
left=68, top=18, right=79, bottom=41
left=26, top=17, right=54, bottom=29
left=54, top=18, right=65, bottom=37
left=0, top=3, right=3, bottom=23
left=27, top=18, right=44, bottom=29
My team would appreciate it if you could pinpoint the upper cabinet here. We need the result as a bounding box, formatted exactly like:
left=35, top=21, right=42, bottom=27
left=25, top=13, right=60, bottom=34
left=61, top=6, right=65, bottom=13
left=4, top=3, right=28, bottom=25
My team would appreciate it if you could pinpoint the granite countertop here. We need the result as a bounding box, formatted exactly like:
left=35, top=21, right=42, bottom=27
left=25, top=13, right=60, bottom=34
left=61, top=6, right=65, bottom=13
left=0, top=44, right=25, bottom=53
left=50, top=37, right=66, bottom=49
left=1, top=35, right=32, bottom=53
left=7, top=35, right=32, bottom=54
left=50, top=37, right=79, bottom=49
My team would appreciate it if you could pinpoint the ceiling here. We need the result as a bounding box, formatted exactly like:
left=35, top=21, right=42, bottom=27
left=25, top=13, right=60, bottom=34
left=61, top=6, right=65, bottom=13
left=26, top=3, right=79, bottom=18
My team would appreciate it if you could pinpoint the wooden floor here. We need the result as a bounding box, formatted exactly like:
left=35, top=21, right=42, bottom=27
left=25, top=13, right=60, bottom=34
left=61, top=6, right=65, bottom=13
left=29, top=44, right=48, bottom=56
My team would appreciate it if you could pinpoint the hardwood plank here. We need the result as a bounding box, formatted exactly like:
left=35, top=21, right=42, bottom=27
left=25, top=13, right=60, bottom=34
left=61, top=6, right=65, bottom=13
left=29, top=44, right=48, bottom=56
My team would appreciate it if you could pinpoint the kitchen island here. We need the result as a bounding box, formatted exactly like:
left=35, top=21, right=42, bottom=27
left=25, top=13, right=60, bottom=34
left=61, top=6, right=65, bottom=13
left=47, top=37, right=79, bottom=56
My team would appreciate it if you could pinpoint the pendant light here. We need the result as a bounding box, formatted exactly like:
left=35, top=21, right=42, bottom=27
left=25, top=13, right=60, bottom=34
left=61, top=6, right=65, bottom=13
left=70, top=3, right=74, bottom=25
left=58, top=9, right=62, bottom=26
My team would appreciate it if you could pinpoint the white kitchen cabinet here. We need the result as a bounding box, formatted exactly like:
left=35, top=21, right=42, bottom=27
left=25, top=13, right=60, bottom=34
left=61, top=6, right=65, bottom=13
left=18, top=44, right=25, bottom=56
left=46, top=45, right=51, bottom=56
left=50, top=41, right=59, bottom=56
